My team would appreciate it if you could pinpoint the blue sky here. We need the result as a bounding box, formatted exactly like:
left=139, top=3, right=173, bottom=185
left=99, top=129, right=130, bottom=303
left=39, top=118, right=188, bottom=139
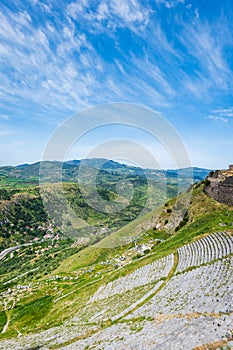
left=0, top=0, right=233, bottom=168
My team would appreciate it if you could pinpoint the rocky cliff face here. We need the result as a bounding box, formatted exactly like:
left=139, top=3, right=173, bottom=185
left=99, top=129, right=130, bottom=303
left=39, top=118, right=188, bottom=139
left=204, top=165, right=233, bottom=206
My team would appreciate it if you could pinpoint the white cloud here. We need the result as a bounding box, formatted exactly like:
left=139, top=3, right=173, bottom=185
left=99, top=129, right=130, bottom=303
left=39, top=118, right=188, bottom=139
left=96, top=3, right=109, bottom=21
left=0, top=0, right=232, bottom=128
left=213, top=108, right=233, bottom=118
left=9, top=11, right=32, bottom=26
left=207, top=115, right=228, bottom=123
left=206, top=108, right=233, bottom=123
left=183, top=76, right=211, bottom=99
left=151, top=24, right=179, bottom=57
left=181, top=23, right=230, bottom=91
left=110, top=0, right=148, bottom=24
left=40, top=3, right=52, bottom=13
left=130, top=55, right=175, bottom=96
left=0, top=7, right=100, bottom=113
left=66, top=0, right=89, bottom=19
left=66, top=0, right=150, bottom=33
left=0, top=1, right=174, bottom=121
left=176, top=18, right=233, bottom=101
left=155, top=0, right=185, bottom=9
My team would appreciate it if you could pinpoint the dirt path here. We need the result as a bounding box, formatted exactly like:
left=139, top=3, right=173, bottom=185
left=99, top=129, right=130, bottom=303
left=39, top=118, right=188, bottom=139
left=1, top=300, right=15, bottom=334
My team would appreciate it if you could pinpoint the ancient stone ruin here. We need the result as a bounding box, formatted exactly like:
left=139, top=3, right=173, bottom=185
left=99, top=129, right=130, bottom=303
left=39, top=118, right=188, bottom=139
left=204, top=165, right=233, bottom=205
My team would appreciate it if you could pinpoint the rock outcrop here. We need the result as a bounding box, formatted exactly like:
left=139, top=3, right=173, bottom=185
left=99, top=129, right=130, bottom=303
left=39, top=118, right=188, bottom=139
left=204, top=165, right=233, bottom=205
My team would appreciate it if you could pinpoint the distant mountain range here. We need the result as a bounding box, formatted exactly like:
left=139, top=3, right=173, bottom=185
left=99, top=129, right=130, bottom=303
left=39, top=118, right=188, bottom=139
left=0, top=158, right=211, bottom=184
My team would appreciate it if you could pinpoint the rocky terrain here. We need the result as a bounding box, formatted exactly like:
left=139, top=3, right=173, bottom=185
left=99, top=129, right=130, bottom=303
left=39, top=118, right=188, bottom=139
left=204, top=165, right=233, bottom=206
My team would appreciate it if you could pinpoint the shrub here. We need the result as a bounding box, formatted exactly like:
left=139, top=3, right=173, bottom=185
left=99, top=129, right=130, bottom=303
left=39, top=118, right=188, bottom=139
left=204, top=179, right=211, bottom=186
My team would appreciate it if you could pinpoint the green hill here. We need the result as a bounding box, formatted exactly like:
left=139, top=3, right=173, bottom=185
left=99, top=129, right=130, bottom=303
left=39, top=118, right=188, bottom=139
left=0, top=181, right=232, bottom=346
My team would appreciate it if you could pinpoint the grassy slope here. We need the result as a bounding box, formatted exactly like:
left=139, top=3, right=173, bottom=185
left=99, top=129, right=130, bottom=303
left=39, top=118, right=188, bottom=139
left=0, top=184, right=232, bottom=339
left=52, top=205, right=162, bottom=274
left=54, top=183, right=233, bottom=275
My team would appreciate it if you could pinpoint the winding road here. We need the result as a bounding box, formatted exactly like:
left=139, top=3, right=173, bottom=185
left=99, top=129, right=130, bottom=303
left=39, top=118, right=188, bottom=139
left=0, top=243, right=32, bottom=261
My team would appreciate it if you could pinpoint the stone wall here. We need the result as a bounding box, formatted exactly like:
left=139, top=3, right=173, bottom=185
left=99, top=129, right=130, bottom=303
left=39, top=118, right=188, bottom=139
left=204, top=168, right=233, bottom=206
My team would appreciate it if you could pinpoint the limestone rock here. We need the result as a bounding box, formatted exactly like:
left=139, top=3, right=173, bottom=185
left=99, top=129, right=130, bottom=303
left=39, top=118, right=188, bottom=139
left=204, top=165, right=233, bottom=206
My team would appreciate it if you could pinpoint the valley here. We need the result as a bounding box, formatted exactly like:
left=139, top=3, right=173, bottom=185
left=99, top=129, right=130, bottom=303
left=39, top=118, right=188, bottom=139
left=0, top=161, right=232, bottom=350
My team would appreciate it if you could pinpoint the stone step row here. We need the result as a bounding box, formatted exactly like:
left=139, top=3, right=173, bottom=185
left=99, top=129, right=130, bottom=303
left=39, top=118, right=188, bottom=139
left=90, top=254, right=174, bottom=302
left=176, top=232, right=233, bottom=272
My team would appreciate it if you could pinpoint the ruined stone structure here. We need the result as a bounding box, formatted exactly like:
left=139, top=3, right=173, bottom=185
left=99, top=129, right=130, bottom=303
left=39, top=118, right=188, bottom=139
left=204, top=165, right=233, bottom=206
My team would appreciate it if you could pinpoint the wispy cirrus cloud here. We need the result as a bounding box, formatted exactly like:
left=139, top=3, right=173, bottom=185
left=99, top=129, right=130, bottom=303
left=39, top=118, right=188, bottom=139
left=0, top=0, right=173, bottom=122
left=66, top=0, right=150, bottom=33
left=155, top=0, right=185, bottom=9
left=108, top=0, right=150, bottom=27
left=0, top=4, right=102, bottom=114
left=66, top=0, right=89, bottom=20
left=180, top=20, right=232, bottom=97
left=207, top=115, right=228, bottom=123
left=129, top=55, right=175, bottom=97
left=214, top=108, right=233, bottom=118
left=207, top=107, right=233, bottom=123
left=0, top=0, right=233, bottom=129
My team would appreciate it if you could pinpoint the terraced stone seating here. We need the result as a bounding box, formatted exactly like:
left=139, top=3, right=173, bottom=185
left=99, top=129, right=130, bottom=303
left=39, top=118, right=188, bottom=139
left=176, top=232, right=233, bottom=272
left=90, top=254, right=174, bottom=302
left=60, top=314, right=233, bottom=350
left=128, top=256, right=233, bottom=318
left=1, top=233, right=233, bottom=350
